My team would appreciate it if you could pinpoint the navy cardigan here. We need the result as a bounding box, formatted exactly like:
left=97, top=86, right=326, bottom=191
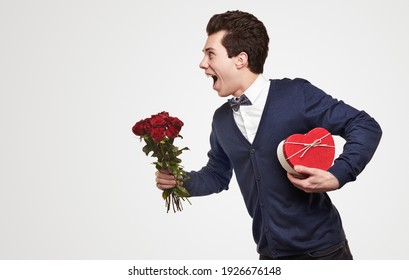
left=185, top=78, right=382, bottom=258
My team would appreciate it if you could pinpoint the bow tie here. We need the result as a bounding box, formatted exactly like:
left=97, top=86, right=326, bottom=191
left=228, top=94, right=252, bottom=112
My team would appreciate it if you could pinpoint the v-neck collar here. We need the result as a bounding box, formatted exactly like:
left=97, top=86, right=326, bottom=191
left=228, top=79, right=274, bottom=147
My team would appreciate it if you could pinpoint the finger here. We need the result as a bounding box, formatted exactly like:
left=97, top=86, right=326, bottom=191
left=287, top=172, right=303, bottom=186
left=156, top=171, right=175, bottom=180
left=293, top=165, right=316, bottom=176
left=156, top=182, right=175, bottom=190
left=155, top=176, right=176, bottom=184
left=155, top=176, right=176, bottom=190
left=287, top=172, right=313, bottom=192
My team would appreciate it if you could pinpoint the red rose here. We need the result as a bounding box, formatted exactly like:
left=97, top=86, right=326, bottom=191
left=144, top=119, right=153, bottom=134
left=132, top=118, right=152, bottom=136
left=167, top=116, right=184, bottom=130
left=157, top=111, right=169, bottom=119
left=150, top=127, right=166, bottom=142
left=150, top=114, right=167, bottom=127
left=132, top=119, right=147, bottom=136
left=165, top=125, right=179, bottom=139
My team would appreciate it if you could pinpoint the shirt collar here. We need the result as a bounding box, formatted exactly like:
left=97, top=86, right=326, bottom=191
left=241, top=74, right=269, bottom=104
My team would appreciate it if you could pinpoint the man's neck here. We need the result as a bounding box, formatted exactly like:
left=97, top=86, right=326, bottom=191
left=232, top=72, right=260, bottom=97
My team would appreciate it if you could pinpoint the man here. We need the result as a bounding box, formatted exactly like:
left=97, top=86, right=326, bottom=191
left=155, top=10, right=382, bottom=260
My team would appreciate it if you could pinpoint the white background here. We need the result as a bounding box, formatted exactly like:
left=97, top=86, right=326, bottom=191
left=0, top=0, right=408, bottom=260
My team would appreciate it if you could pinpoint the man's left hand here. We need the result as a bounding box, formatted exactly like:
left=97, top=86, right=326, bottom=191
left=287, top=165, right=340, bottom=193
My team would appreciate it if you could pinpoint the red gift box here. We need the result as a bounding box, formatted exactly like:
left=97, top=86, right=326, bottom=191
left=277, top=127, right=335, bottom=175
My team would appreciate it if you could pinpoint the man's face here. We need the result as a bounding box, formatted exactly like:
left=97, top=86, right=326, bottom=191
left=199, top=30, right=240, bottom=97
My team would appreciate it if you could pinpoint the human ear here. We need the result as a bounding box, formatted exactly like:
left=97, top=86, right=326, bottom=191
left=235, top=52, right=249, bottom=69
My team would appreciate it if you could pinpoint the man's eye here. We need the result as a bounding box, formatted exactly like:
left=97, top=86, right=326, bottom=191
left=209, top=52, right=214, bottom=59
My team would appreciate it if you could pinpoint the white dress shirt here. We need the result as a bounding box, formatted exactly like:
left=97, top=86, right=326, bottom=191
left=233, top=74, right=270, bottom=143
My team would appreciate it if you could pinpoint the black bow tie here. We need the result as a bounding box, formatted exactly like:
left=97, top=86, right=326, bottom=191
left=228, top=94, right=252, bottom=112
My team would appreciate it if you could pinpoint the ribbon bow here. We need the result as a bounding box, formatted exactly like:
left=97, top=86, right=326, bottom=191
left=228, top=94, right=252, bottom=112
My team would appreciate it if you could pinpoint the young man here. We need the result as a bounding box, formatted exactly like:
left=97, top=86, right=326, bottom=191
left=155, top=10, right=382, bottom=260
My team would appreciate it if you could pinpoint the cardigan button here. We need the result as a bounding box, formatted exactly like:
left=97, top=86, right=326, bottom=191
left=250, top=149, right=256, bottom=154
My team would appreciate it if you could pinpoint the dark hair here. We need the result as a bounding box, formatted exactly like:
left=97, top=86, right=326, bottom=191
left=206, top=10, right=269, bottom=73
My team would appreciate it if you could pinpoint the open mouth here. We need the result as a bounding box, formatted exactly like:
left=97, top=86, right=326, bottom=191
left=207, top=74, right=218, bottom=88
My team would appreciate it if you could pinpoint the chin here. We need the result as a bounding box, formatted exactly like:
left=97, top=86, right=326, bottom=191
left=213, top=88, right=222, bottom=96
left=215, top=89, right=228, bottom=97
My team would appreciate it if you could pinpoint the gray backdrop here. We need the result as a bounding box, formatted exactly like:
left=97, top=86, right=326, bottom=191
left=1, top=0, right=408, bottom=259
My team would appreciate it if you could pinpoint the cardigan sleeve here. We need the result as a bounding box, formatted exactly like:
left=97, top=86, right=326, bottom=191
left=184, top=121, right=233, bottom=196
left=301, top=80, right=382, bottom=188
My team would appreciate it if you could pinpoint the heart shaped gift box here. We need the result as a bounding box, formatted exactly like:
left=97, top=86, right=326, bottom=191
left=277, top=127, right=335, bottom=175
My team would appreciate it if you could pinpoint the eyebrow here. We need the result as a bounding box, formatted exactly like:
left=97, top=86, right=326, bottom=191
left=203, top=47, right=216, bottom=53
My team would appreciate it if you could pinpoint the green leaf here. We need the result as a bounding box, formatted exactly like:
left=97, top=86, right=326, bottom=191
left=162, top=189, right=170, bottom=200
left=142, top=144, right=151, bottom=156
left=153, top=162, right=162, bottom=170
left=174, top=186, right=190, bottom=197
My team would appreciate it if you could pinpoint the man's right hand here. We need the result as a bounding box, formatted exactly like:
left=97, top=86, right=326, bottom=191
left=155, top=170, right=177, bottom=190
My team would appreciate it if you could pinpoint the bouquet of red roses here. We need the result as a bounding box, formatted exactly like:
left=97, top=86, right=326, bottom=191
left=132, top=111, right=190, bottom=213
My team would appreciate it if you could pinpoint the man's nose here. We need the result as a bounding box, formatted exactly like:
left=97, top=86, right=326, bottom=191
left=199, top=57, right=208, bottom=69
